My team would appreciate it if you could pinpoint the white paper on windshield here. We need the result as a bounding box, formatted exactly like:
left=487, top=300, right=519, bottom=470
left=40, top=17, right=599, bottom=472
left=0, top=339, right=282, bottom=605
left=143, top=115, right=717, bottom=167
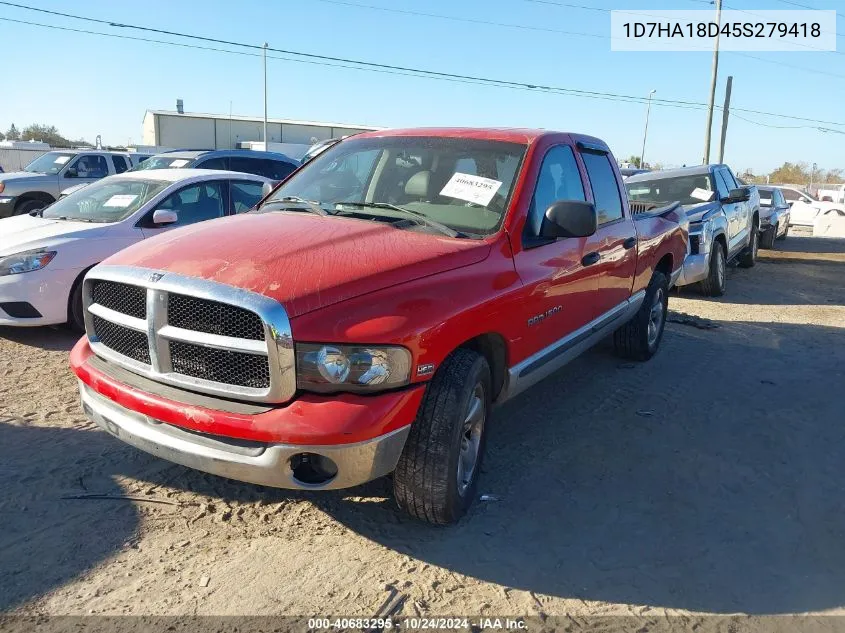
left=690, top=188, right=715, bottom=202
left=760, top=197, right=772, bottom=206
left=103, top=194, right=138, bottom=208
left=440, top=173, right=503, bottom=206
left=169, top=159, right=190, bottom=168
left=54, top=156, right=71, bottom=165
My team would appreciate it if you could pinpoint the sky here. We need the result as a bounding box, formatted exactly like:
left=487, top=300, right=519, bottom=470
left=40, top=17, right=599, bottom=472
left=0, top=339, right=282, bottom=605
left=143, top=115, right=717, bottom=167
left=1, top=0, right=843, bottom=174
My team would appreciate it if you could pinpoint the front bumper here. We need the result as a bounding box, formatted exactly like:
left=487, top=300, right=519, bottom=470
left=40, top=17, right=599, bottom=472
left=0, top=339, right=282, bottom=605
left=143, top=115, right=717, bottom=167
left=675, top=252, right=709, bottom=287
left=0, top=265, right=79, bottom=326
left=71, top=339, right=424, bottom=490
left=0, top=196, right=18, bottom=219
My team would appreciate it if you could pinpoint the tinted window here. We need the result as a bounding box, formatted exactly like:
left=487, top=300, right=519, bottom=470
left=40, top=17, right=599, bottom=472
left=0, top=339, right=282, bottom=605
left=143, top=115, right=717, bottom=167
left=70, top=155, right=108, bottom=179
left=582, top=151, right=623, bottom=225
left=774, top=190, right=786, bottom=207
left=230, top=180, right=265, bottom=213
left=198, top=157, right=228, bottom=170
left=720, top=168, right=738, bottom=189
left=627, top=174, right=716, bottom=206
left=228, top=157, right=263, bottom=176
left=260, top=159, right=296, bottom=181
left=525, top=145, right=585, bottom=239
left=112, top=155, right=129, bottom=174
left=155, top=182, right=225, bottom=227
left=780, top=188, right=800, bottom=202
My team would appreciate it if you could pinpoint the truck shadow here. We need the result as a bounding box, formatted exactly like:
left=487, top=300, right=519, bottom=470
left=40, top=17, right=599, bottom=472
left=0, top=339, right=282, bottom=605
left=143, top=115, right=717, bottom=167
left=313, top=318, right=845, bottom=614
left=0, top=419, right=140, bottom=612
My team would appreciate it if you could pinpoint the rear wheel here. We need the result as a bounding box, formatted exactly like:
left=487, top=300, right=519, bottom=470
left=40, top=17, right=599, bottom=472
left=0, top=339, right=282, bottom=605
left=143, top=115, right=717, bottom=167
left=393, top=348, right=491, bottom=525
left=613, top=270, right=669, bottom=362
left=760, top=225, right=776, bottom=250
left=14, top=198, right=49, bottom=216
left=698, top=241, right=726, bottom=297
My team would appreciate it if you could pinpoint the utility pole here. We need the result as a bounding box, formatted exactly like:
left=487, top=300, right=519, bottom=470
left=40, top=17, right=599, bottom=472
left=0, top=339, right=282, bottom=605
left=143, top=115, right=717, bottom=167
left=263, top=42, right=269, bottom=152
left=640, top=89, right=656, bottom=169
left=702, top=0, right=722, bottom=164
left=718, top=75, right=733, bottom=164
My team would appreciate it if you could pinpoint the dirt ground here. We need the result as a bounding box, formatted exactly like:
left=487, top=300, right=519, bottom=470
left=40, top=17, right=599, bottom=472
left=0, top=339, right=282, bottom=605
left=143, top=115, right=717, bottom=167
left=1, top=229, right=844, bottom=620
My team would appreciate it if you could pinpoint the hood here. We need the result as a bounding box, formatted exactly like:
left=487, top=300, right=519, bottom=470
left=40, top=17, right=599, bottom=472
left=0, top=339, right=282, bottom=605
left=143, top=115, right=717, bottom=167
left=681, top=201, right=720, bottom=223
left=0, top=213, right=108, bottom=255
left=0, top=171, right=51, bottom=184
left=815, top=201, right=845, bottom=212
left=104, top=212, right=493, bottom=317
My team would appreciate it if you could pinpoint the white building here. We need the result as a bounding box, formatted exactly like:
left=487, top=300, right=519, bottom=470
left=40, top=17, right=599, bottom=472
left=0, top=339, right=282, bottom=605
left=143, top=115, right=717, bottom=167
left=141, top=109, right=380, bottom=152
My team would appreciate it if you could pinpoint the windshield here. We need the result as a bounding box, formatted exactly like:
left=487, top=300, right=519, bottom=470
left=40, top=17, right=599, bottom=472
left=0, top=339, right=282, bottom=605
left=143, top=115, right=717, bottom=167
left=42, top=178, right=170, bottom=223
left=130, top=155, right=197, bottom=171
left=626, top=174, right=716, bottom=206
left=266, top=136, right=526, bottom=236
left=24, top=152, right=77, bottom=175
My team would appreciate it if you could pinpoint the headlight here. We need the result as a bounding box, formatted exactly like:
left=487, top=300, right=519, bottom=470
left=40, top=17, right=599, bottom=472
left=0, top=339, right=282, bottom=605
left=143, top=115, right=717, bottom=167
left=0, top=249, right=57, bottom=276
left=296, top=343, right=412, bottom=393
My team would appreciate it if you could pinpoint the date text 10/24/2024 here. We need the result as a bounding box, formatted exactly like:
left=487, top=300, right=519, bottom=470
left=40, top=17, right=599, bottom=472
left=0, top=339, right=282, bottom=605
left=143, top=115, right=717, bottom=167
left=307, top=617, right=528, bottom=630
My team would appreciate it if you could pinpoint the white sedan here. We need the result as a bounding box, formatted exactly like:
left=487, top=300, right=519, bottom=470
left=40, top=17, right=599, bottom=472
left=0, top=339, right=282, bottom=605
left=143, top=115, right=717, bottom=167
left=0, top=169, right=270, bottom=329
left=777, top=186, right=845, bottom=227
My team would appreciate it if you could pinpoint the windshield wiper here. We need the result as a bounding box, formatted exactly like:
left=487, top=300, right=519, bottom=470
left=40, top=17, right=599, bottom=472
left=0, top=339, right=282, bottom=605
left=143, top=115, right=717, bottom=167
left=337, top=201, right=462, bottom=238
left=260, top=196, right=329, bottom=217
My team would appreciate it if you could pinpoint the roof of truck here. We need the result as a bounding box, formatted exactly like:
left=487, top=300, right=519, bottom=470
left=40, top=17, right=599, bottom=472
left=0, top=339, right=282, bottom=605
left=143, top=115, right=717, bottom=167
left=627, top=164, right=731, bottom=183
left=352, top=127, right=608, bottom=147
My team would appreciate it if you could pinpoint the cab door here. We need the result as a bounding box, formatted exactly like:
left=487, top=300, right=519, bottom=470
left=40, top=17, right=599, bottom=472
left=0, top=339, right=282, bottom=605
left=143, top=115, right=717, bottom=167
left=511, top=144, right=600, bottom=354
left=578, top=146, right=638, bottom=317
left=714, top=168, right=742, bottom=256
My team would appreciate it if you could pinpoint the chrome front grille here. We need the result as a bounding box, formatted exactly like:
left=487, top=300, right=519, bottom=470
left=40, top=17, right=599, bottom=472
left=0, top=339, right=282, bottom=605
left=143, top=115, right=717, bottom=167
left=83, top=266, right=295, bottom=403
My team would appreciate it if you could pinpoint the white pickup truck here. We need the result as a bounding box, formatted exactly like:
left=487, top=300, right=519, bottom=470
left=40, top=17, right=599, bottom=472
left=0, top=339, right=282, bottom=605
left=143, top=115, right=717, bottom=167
left=817, top=184, right=845, bottom=204
left=0, top=150, right=148, bottom=218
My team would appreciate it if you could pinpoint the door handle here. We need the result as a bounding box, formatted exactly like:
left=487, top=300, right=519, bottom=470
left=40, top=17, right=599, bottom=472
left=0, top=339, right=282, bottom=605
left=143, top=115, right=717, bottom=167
left=623, top=237, right=636, bottom=250
left=581, top=251, right=601, bottom=267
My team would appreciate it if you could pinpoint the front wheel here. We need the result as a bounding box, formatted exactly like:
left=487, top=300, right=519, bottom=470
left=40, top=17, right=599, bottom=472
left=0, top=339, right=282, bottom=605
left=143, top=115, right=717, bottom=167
left=698, top=241, right=726, bottom=297
left=776, top=223, right=789, bottom=241
left=14, top=198, right=49, bottom=216
left=613, top=270, right=669, bottom=362
left=738, top=220, right=758, bottom=268
left=760, top=225, right=776, bottom=250
left=393, top=348, right=491, bottom=525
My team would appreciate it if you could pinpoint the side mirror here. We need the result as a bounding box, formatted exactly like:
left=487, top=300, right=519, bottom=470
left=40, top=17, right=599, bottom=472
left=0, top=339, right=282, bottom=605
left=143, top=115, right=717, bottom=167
left=262, top=181, right=275, bottom=198
left=64, top=167, right=78, bottom=178
left=725, top=187, right=751, bottom=203
left=152, top=209, right=178, bottom=226
left=541, top=200, right=597, bottom=239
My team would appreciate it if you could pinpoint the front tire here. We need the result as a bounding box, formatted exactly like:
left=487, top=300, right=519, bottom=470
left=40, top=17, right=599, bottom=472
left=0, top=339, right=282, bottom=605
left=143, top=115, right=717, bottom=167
left=760, top=225, right=776, bottom=250
left=698, top=241, right=726, bottom=297
left=776, top=223, right=789, bottom=241
left=393, top=349, right=491, bottom=525
left=738, top=219, right=759, bottom=268
left=68, top=280, right=85, bottom=333
left=613, top=270, right=669, bottom=362
left=15, top=198, right=49, bottom=216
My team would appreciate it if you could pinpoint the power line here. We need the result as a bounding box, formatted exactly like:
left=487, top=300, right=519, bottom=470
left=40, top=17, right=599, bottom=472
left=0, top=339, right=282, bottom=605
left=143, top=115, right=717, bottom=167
left=733, top=52, right=845, bottom=79
left=2, top=2, right=844, bottom=128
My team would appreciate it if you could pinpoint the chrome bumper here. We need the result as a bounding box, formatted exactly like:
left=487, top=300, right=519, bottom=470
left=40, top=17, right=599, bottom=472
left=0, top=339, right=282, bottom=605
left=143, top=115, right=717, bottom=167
left=79, top=382, right=410, bottom=490
left=675, top=252, right=709, bottom=287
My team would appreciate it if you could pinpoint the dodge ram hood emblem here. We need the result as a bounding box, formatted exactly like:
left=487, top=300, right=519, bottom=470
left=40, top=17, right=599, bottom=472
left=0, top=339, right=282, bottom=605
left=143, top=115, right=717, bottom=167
left=148, top=272, right=165, bottom=282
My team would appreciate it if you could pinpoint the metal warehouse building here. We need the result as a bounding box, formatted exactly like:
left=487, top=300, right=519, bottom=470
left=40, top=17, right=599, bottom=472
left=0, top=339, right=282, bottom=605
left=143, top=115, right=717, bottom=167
left=141, top=109, right=380, bottom=152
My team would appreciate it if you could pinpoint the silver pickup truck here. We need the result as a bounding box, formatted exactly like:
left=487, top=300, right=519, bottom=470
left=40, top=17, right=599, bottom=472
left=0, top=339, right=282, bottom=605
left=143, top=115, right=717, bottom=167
left=625, top=164, right=760, bottom=297
left=0, top=150, right=146, bottom=218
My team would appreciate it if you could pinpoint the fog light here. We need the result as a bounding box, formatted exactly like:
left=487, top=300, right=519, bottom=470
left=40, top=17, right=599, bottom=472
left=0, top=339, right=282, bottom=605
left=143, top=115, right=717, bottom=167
left=290, top=453, right=338, bottom=485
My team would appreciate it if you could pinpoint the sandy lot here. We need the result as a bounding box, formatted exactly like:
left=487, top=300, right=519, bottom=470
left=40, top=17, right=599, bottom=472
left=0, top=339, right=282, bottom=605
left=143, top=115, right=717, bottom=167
left=1, top=230, right=844, bottom=620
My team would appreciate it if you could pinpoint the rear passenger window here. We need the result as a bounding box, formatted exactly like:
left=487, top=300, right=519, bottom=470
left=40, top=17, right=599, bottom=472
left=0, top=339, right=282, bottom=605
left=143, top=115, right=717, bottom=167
left=581, top=151, right=623, bottom=225
left=230, top=181, right=265, bottom=213
left=198, top=157, right=228, bottom=170
left=112, top=155, right=129, bottom=174
left=260, top=159, right=296, bottom=181
left=229, top=157, right=262, bottom=176
left=525, top=145, right=586, bottom=241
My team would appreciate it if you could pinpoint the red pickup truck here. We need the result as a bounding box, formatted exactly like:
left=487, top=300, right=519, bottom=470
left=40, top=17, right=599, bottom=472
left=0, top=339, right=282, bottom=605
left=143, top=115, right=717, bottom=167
left=70, top=128, right=687, bottom=524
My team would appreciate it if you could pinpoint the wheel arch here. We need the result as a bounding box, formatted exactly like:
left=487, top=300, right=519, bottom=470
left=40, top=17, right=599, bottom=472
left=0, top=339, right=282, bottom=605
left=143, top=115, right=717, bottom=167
left=456, top=332, right=509, bottom=403
left=67, top=263, right=99, bottom=324
left=14, top=190, right=56, bottom=213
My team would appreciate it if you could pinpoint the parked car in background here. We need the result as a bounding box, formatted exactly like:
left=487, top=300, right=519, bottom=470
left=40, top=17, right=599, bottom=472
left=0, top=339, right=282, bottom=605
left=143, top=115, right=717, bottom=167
left=756, top=186, right=790, bottom=248
left=70, top=127, right=688, bottom=524
left=620, top=167, right=649, bottom=179
left=0, top=169, right=270, bottom=330
left=817, top=184, right=845, bottom=204
left=300, top=138, right=343, bottom=164
left=777, top=186, right=845, bottom=227
left=0, top=150, right=146, bottom=217
left=626, top=164, right=760, bottom=296
left=131, top=149, right=298, bottom=181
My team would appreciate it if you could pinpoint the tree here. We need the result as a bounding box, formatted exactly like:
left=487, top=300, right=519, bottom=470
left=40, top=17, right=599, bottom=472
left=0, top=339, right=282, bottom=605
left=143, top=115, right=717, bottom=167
left=622, top=155, right=642, bottom=168
left=0, top=130, right=4, bottom=142
left=21, top=124, right=72, bottom=147
left=6, top=124, right=20, bottom=141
